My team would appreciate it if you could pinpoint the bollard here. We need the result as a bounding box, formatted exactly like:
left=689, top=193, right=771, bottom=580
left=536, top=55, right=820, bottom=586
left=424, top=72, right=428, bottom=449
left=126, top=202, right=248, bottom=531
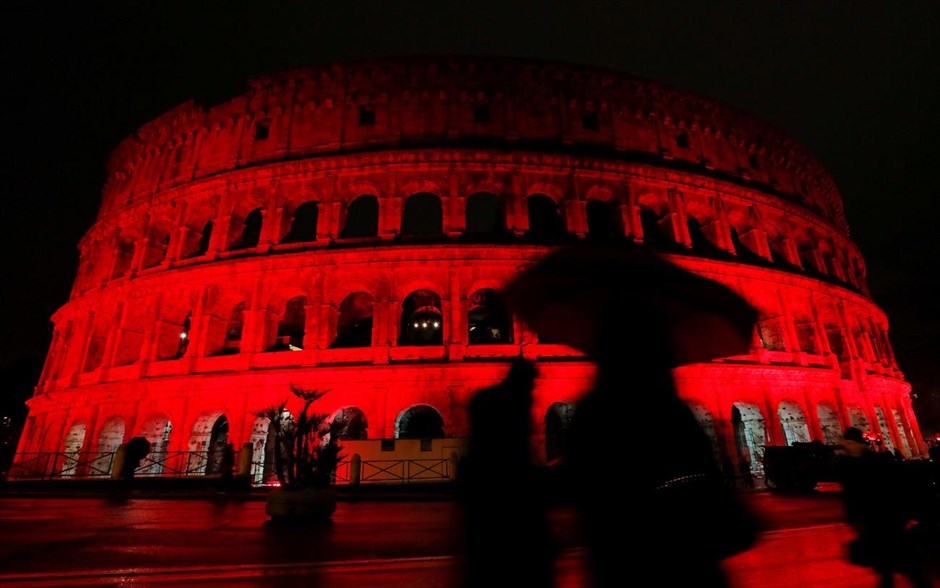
left=448, top=451, right=459, bottom=481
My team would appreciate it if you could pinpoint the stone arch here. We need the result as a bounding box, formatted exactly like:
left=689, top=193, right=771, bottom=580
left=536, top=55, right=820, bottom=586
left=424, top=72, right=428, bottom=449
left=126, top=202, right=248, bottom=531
left=817, top=402, right=842, bottom=445
left=266, top=295, right=307, bottom=351
left=395, top=405, right=445, bottom=439
left=60, top=421, right=87, bottom=477
left=686, top=402, right=720, bottom=460
left=544, top=402, right=575, bottom=463
left=731, top=402, right=766, bottom=472
left=778, top=400, right=811, bottom=445
left=638, top=205, right=673, bottom=249
left=93, top=416, right=124, bottom=476
left=279, top=200, right=319, bottom=244
left=138, top=414, right=173, bottom=475
left=332, top=292, right=374, bottom=348
left=526, top=194, right=565, bottom=240
left=467, top=288, right=512, bottom=344
left=401, top=192, right=443, bottom=236
left=248, top=416, right=277, bottom=485
left=229, top=206, right=264, bottom=250
left=847, top=405, right=869, bottom=431
left=891, top=408, right=913, bottom=457
left=465, top=192, right=505, bottom=235
left=586, top=199, right=623, bottom=241
left=399, top=289, right=443, bottom=346
left=331, top=407, right=368, bottom=440
left=873, top=407, right=896, bottom=453
left=187, top=412, right=229, bottom=475
left=340, top=195, right=379, bottom=238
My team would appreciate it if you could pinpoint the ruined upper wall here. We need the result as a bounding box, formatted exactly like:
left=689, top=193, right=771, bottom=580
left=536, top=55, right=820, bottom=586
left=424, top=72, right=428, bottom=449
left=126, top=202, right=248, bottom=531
left=100, top=57, right=848, bottom=233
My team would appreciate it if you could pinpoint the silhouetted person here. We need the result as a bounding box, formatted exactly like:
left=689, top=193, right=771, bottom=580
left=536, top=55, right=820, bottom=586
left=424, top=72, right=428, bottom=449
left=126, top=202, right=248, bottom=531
left=220, top=443, right=235, bottom=479
left=836, top=427, right=930, bottom=588
left=499, top=245, right=759, bottom=587
left=462, top=357, right=553, bottom=588
left=739, top=457, right=755, bottom=489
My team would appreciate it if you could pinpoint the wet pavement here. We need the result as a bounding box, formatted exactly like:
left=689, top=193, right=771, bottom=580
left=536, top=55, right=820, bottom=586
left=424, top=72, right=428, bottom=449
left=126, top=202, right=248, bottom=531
left=0, top=489, right=936, bottom=587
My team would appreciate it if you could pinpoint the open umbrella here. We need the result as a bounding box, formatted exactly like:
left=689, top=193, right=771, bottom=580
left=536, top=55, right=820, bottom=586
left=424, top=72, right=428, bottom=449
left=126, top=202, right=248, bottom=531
left=502, top=244, right=759, bottom=366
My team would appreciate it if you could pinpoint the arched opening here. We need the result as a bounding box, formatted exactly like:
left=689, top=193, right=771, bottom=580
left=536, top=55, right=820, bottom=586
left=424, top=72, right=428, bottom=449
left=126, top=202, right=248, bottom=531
left=586, top=200, right=622, bottom=242
left=401, top=192, right=443, bottom=236
left=60, top=422, right=86, bottom=478
left=95, top=417, right=125, bottom=476
left=187, top=413, right=228, bottom=475
left=396, top=405, right=445, bottom=439
left=892, top=409, right=913, bottom=457
left=817, top=403, right=842, bottom=445
left=731, top=403, right=766, bottom=473
left=467, top=288, right=512, bottom=344
left=526, top=194, right=565, bottom=241
left=268, top=296, right=306, bottom=351
left=220, top=301, right=245, bottom=354
left=399, top=290, right=443, bottom=346
left=465, top=192, right=504, bottom=236
left=184, top=220, right=213, bottom=259
left=687, top=403, right=720, bottom=462
left=847, top=406, right=869, bottom=431
left=729, top=226, right=766, bottom=265
left=174, top=312, right=192, bottom=359
left=778, top=401, right=811, bottom=445
left=332, top=407, right=368, bottom=440
left=112, top=239, right=134, bottom=278
left=340, top=195, right=379, bottom=238
left=249, top=416, right=272, bottom=485
left=331, top=292, right=374, bottom=348
left=639, top=207, right=671, bottom=250
left=231, top=207, right=263, bottom=250
left=874, top=407, right=896, bottom=453
left=139, top=415, right=172, bottom=476
left=281, top=201, right=319, bottom=244
left=544, top=402, right=575, bottom=463
left=687, top=217, right=726, bottom=257
left=206, top=415, right=230, bottom=475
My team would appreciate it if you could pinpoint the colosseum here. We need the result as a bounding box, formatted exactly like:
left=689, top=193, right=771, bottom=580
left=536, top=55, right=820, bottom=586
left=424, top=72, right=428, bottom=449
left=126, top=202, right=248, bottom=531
left=11, top=57, right=925, bottom=484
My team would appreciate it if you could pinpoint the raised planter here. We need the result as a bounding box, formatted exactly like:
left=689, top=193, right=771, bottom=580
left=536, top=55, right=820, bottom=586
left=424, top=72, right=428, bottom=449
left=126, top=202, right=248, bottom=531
left=265, top=487, right=337, bottom=521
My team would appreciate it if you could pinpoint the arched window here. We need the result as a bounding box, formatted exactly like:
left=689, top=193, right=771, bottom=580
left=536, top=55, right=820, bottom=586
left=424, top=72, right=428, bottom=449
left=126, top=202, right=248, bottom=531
left=139, top=415, right=172, bottom=476
left=401, top=192, right=443, bottom=236
left=112, top=239, right=134, bottom=277
left=527, top=194, right=565, bottom=240
left=94, top=417, right=124, bottom=475
left=220, top=302, right=245, bottom=354
left=400, top=290, right=443, bottom=346
left=341, top=195, right=379, bottom=238
left=280, top=201, right=319, bottom=244
left=332, top=407, right=368, bottom=440
left=184, top=220, right=213, bottom=259
left=396, top=405, right=444, bottom=439
left=465, top=192, right=504, bottom=236
left=268, top=296, right=306, bottom=351
left=467, top=289, right=512, bottom=344
left=729, top=226, right=765, bottom=264
left=586, top=200, right=622, bottom=241
left=231, top=208, right=263, bottom=250
left=331, top=292, right=374, bottom=348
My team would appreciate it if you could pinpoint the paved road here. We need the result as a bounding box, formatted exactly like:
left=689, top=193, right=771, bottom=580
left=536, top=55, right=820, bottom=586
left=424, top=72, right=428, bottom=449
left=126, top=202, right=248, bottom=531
left=0, top=489, right=934, bottom=587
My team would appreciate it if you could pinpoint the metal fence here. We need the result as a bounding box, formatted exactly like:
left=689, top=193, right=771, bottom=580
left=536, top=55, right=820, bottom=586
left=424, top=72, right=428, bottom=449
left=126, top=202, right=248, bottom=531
left=8, top=452, right=452, bottom=486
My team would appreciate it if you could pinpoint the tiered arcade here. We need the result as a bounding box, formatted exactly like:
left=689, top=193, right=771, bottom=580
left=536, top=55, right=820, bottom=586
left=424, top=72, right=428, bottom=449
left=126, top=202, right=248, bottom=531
left=14, top=57, right=924, bottom=481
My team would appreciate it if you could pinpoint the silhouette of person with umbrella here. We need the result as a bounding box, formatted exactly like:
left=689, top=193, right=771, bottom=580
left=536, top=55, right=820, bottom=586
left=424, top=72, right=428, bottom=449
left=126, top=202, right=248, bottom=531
left=492, top=243, right=759, bottom=587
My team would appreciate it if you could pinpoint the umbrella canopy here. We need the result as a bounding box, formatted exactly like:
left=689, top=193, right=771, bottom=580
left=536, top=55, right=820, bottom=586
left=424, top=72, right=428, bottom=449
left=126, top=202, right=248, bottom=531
left=502, top=244, right=759, bottom=366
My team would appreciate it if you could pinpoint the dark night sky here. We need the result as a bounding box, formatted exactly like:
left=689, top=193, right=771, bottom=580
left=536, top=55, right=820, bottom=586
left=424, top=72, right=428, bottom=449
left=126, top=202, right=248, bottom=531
left=2, top=2, right=938, bottom=421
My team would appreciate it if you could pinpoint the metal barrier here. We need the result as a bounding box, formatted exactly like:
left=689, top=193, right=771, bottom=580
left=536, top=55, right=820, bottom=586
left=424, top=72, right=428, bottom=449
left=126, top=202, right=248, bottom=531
left=8, top=452, right=452, bottom=485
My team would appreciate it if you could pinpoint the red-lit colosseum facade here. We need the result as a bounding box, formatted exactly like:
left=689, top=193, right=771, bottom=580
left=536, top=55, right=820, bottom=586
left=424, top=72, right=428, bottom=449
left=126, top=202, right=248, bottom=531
left=12, top=57, right=926, bottom=484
